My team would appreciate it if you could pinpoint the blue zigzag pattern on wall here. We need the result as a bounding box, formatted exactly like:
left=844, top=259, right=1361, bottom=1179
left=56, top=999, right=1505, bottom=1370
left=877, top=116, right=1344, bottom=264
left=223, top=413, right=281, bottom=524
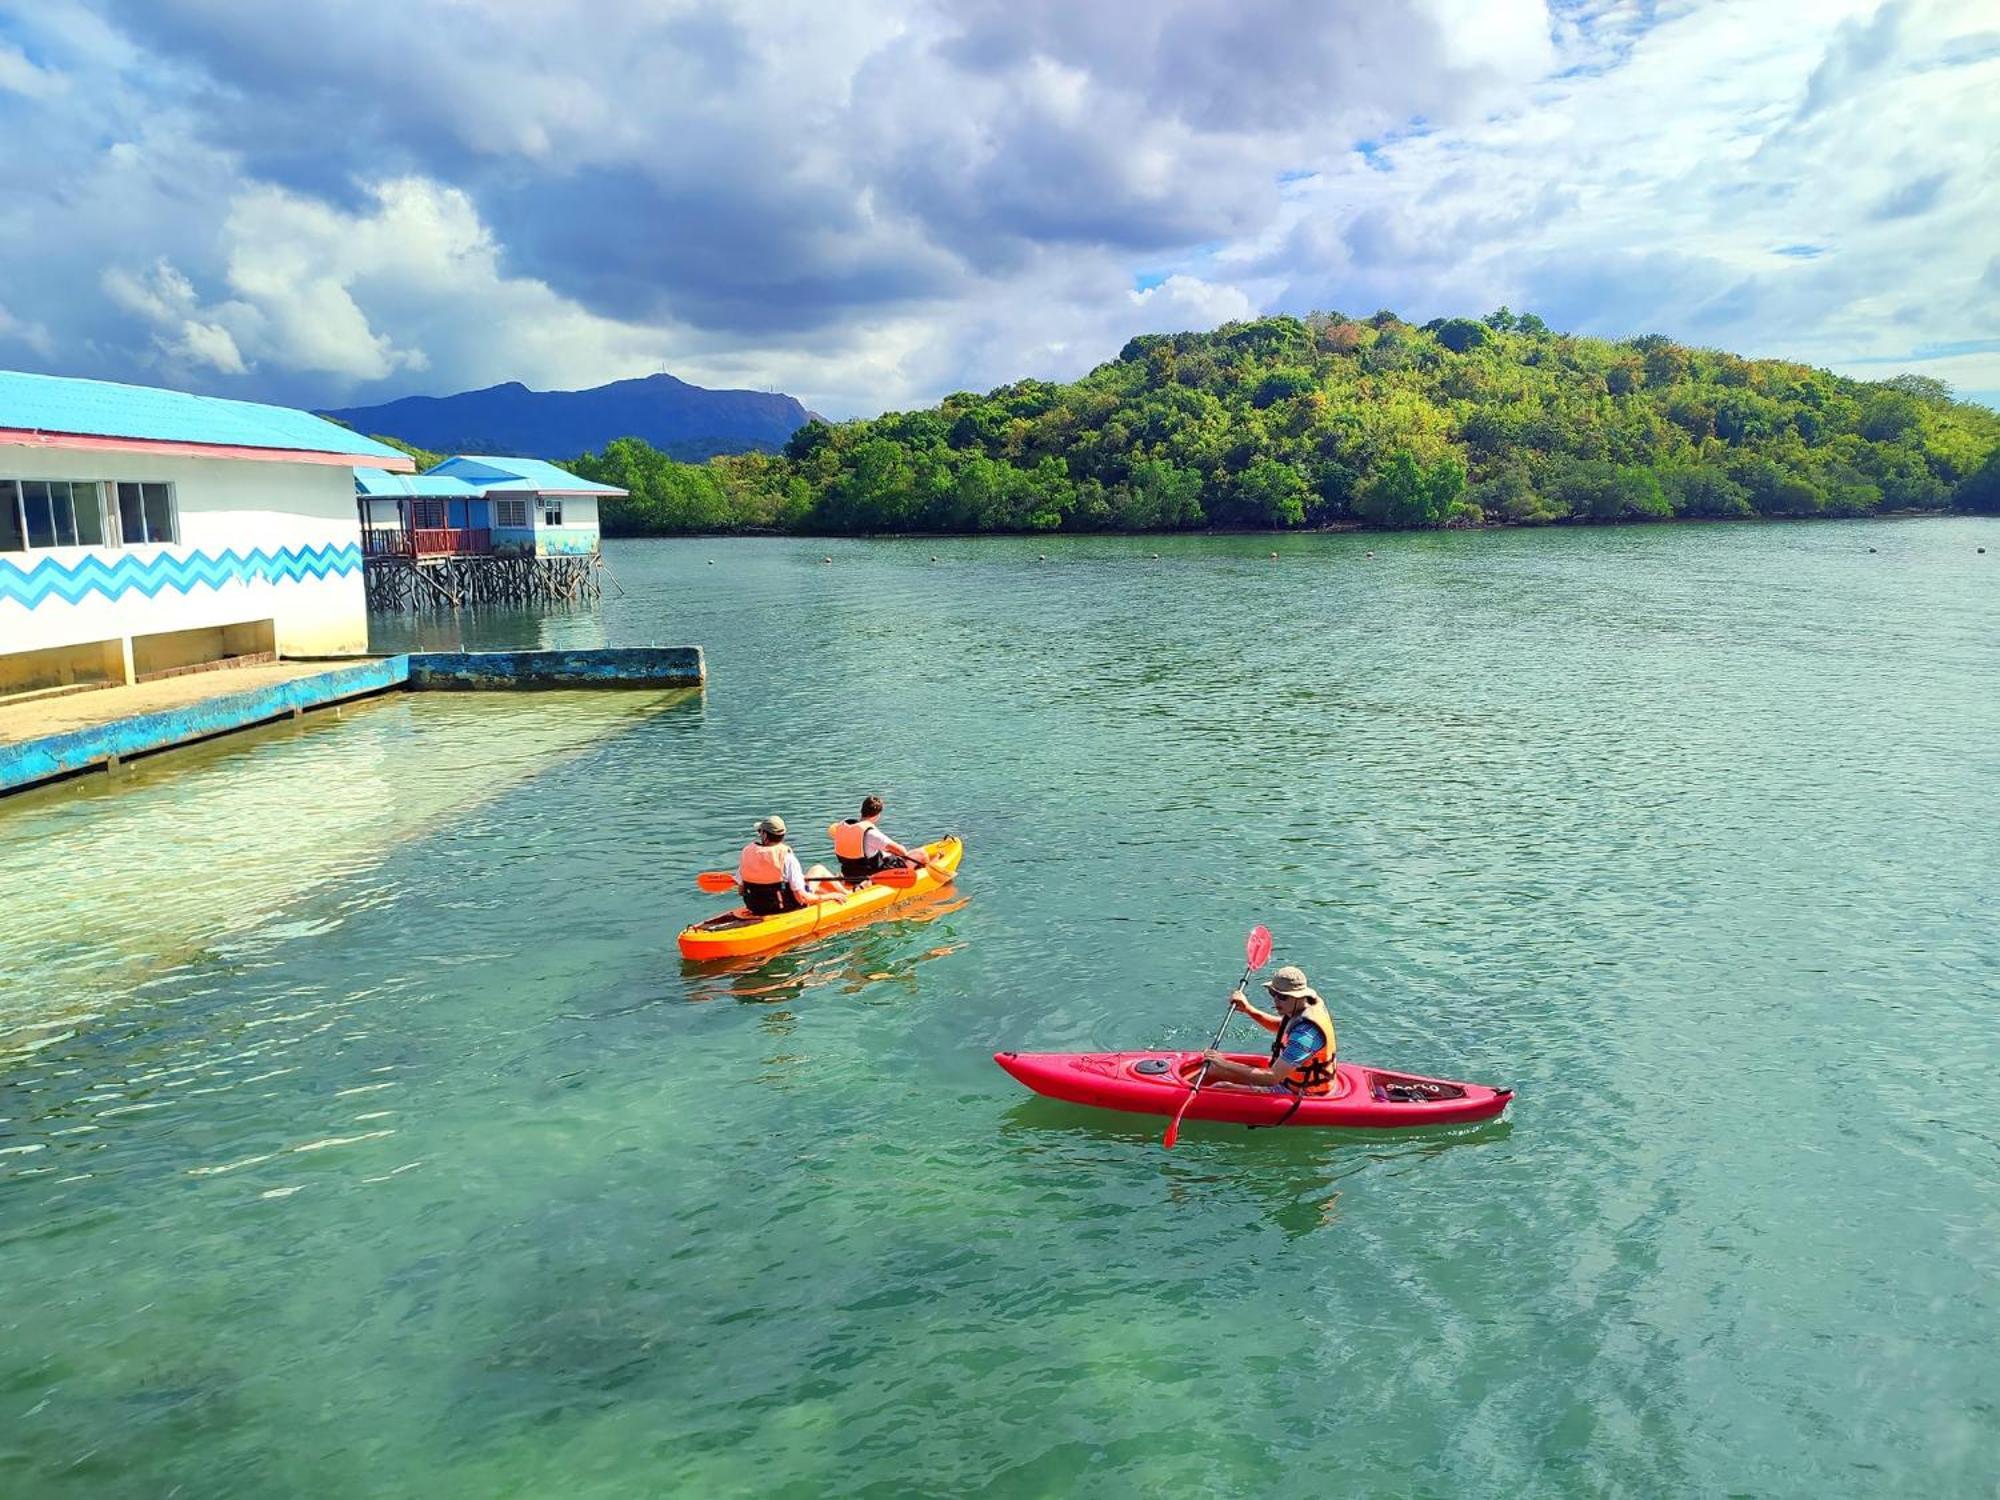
left=0, top=542, right=362, bottom=609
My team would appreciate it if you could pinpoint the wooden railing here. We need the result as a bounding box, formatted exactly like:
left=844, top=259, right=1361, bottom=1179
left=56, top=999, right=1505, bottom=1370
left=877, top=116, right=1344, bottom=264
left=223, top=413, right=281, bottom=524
left=363, top=528, right=492, bottom=558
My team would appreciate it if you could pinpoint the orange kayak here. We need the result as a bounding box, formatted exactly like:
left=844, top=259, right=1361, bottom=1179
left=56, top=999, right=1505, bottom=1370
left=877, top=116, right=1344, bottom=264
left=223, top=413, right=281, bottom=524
left=676, top=837, right=964, bottom=961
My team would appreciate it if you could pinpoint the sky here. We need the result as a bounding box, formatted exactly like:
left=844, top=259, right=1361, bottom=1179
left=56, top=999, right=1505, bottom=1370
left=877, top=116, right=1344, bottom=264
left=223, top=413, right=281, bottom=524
left=0, top=0, right=1993, bottom=418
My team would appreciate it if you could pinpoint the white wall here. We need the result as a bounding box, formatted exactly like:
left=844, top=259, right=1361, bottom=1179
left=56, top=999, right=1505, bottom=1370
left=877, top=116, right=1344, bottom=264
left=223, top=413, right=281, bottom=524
left=541, top=494, right=599, bottom=531
left=0, top=446, right=369, bottom=665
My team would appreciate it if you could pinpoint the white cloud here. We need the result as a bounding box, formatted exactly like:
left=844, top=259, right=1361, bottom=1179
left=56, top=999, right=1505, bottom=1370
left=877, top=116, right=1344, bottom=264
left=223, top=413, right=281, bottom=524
left=103, top=259, right=246, bottom=374
left=0, top=39, right=65, bottom=97
left=0, top=0, right=1992, bottom=416
left=1232, top=0, right=1997, bottom=379
left=0, top=301, right=54, bottom=357
left=1832, top=348, right=2000, bottom=399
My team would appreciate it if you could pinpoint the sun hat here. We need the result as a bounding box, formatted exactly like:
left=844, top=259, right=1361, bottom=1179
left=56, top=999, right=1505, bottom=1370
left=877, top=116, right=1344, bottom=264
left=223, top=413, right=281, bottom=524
left=756, top=815, right=787, bottom=840
left=1265, top=966, right=1320, bottom=1000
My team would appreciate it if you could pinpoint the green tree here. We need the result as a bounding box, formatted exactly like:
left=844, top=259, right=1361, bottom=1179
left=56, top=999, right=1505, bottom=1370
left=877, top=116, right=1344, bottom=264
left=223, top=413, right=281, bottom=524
left=579, top=307, right=2000, bottom=537
left=1230, top=459, right=1309, bottom=527
left=1954, top=447, right=2000, bottom=513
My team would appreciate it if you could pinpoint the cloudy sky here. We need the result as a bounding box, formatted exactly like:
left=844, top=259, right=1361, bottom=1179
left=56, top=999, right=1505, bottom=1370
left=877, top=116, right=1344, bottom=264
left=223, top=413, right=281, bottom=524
left=0, top=0, right=1993, bottom=416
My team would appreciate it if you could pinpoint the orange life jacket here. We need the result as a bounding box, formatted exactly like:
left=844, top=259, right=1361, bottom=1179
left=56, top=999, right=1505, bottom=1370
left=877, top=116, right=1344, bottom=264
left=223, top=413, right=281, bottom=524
left=737, top=840, right=792, bottom=888
left=1269, top=997, right=1337, bottom=1096
left=829, top=818, right=875, bottom=862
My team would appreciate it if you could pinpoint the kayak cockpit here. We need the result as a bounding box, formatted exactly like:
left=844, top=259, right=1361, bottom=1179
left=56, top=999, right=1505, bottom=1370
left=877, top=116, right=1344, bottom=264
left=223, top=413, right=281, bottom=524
left=1361, top=1070, right=1468, bottom=1104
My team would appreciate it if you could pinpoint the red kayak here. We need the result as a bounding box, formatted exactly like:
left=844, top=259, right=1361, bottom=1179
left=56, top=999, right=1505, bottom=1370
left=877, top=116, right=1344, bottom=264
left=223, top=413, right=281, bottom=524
left=993, top=1050, right=1513, bottom=1129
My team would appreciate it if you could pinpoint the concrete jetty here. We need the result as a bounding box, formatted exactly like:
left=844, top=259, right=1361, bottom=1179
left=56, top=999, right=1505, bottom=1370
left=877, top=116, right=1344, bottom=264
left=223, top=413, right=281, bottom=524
left=0, top=647, right=705, bottom=797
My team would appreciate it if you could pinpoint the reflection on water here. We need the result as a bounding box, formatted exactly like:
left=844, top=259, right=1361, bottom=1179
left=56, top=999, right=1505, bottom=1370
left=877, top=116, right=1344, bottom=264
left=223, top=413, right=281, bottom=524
left=677, top=890, right=972, bottom=1003
left=366, top=601, right=609, bottom=654
left=0, top=690, right=692, bottom=1045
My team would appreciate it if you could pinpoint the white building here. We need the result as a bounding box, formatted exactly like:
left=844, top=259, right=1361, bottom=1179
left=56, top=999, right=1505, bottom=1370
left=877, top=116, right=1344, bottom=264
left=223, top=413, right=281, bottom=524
left=0, top=370, right=413, bottom=697
left=354, top=455, right=620, bottom=561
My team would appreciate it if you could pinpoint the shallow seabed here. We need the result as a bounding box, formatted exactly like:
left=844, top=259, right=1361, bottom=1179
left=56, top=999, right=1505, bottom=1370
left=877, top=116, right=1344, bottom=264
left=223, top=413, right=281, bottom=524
left=3, top=519, right=1996, bottom=1497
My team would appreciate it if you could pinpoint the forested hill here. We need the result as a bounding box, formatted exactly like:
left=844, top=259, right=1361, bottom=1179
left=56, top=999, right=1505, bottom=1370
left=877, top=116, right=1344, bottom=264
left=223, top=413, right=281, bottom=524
left=568, top=310, right=2000, bottom=535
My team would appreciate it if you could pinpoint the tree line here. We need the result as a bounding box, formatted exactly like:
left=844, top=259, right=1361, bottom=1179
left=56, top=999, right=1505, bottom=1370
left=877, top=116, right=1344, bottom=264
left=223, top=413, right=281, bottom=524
left=549, top=310, right=2000, bottom=535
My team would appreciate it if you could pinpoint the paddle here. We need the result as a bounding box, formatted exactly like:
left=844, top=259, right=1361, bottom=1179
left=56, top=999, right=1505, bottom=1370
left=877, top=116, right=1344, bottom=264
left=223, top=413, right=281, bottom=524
left=694, top=867, right=920, bottom=893
left=1164, top=923, right=1272, bottom=1150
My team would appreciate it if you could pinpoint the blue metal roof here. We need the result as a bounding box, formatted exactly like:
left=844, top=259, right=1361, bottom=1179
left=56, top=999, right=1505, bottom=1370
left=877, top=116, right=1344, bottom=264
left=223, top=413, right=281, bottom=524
left=354, top=467, right=488, bottom=498
left=0, top=369, right=412, bottom=464
left=426, top=455, right=626, bottom=495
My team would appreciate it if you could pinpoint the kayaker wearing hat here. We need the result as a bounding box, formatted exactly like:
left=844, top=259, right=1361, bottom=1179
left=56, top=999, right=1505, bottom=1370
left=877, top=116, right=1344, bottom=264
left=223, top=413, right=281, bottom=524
left=1196, top=966, right=1338, bottom=1099
left=736, top=816, right=846, bottom=916
left=829, top=794, right=938, bottom=885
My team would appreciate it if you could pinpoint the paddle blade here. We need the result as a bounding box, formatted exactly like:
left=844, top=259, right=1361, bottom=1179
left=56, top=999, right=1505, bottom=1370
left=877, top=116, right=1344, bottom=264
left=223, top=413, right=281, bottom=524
left=870, top=867, right=922, bottom=888
left=1246, top=924, right=1273, bottom=972
left=695, top=871, right=739, bottom=893
left=1162, top=1117, right=1180, bottom=1149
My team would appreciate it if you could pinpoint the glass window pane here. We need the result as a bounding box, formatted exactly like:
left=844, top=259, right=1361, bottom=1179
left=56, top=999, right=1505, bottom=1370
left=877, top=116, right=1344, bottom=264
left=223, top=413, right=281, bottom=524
left=22, top=481, right=56, bottom=548
left=0, top=482, right=23, bottom=552
left=142, top=484, right=175, bottom=544
left=52, top=484, right=79, bottom=547
left=118, top=483, right=145, bottom=545
left=70, top=482, right=105, bottom=546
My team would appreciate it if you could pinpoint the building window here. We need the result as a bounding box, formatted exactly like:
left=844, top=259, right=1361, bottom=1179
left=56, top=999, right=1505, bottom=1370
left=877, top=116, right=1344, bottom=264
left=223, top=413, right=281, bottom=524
left=410, top=498, right=448, bottom=530
left=496, top=498, right=529, bottom=527
left=115, top=482, right=178, bottom=545
left=2, top=480, right=109, bottom=552
left=541, top=499, right=563, bottom=526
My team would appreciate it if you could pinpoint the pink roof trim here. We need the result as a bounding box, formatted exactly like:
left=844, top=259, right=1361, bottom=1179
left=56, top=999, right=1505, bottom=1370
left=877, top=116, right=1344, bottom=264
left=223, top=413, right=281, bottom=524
left=0, top=428, right=416, bottom=472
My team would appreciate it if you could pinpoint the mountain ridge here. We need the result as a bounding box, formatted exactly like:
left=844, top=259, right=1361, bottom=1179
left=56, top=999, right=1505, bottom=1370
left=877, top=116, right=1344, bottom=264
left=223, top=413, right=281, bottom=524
left=320, top=372, right=816, bottom=463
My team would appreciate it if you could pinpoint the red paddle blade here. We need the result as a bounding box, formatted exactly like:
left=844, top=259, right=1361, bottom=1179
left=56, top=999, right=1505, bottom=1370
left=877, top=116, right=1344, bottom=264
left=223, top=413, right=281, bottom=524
left=1246, top=924, right=1273, bottom=972
left=1162, top=1118, right=1180, bottom=1149
left=695, top=871, right=738, bottom=892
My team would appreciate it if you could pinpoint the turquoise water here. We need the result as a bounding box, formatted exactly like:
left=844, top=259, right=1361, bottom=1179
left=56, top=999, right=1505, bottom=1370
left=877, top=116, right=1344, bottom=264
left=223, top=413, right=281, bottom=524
left=4, top=520, right=1997, bottom=1496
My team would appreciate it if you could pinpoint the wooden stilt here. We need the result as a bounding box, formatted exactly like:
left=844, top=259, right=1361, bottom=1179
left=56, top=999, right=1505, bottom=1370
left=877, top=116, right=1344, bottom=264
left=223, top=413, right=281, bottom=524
left=364, top=554, right=603, bottom=613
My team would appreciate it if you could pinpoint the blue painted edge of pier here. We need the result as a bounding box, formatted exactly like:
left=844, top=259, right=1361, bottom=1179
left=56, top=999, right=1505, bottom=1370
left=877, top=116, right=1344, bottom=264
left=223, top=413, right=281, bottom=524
left=404, top=646, right=705, bottom=690
left=0, top=647, right=704, bottom=797
left=0, top=655, right=410, bottom=796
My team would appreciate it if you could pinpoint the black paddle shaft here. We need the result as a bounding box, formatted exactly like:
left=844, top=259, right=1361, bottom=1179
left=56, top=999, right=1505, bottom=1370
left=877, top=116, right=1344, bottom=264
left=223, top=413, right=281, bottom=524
left=1193, top=961, right=1256, bottom=1077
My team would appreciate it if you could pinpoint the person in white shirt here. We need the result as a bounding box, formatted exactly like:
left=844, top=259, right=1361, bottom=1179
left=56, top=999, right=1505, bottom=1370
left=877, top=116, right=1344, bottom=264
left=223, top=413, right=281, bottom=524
left=829, top=795, right=936, bottom=885
left=736, top=816, right=845, bottom=915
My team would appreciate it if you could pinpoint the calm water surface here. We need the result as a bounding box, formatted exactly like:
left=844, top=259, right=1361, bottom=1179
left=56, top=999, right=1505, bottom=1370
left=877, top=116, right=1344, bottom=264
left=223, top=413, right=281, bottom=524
left=3, top=520, right=1996, bottom=1497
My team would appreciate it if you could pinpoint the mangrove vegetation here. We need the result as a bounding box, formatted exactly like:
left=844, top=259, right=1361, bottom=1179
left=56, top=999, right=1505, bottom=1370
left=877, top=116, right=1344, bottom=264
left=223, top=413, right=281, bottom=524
left=557, top=310, right=2000, bottom=536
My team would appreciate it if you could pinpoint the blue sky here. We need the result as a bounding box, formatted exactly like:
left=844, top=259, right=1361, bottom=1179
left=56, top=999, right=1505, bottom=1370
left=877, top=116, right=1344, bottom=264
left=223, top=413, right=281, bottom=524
left=0, top=0, right=1993, bottom=417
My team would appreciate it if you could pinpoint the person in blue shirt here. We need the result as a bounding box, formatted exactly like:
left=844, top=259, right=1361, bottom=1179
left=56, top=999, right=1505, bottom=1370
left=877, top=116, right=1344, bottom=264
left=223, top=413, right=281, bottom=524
left=1196, top=966, right=1338, bottom=1097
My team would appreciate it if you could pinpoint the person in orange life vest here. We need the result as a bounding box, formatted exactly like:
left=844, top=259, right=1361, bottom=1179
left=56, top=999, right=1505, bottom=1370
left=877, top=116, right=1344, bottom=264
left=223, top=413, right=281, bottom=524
left=1194, top=966, right=1338, bottom=1096
left=736, top=816, right=846, bottom=916
left=828, top=794, right=936, bottom=885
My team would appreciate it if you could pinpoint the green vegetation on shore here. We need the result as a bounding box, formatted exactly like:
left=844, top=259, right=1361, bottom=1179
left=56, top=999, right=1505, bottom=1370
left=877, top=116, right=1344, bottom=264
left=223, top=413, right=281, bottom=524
left=560, top=310, right=2000, bottom=535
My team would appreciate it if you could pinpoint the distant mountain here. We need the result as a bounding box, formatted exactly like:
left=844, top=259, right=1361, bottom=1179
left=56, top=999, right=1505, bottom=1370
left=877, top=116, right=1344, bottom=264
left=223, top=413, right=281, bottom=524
left=320, top=374, right=816, bottom=463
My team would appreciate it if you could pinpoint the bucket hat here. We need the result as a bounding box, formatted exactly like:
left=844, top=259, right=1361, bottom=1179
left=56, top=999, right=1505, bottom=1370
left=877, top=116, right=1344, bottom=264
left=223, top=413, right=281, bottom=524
left=1264, top=966, right=1320, bottom=1001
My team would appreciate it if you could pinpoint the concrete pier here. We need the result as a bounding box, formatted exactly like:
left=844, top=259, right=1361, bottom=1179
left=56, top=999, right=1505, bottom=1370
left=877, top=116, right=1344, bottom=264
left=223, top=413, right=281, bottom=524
left=406, top=647, right=705, bottom=690
left=0, top=646, right=705, bottom=797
